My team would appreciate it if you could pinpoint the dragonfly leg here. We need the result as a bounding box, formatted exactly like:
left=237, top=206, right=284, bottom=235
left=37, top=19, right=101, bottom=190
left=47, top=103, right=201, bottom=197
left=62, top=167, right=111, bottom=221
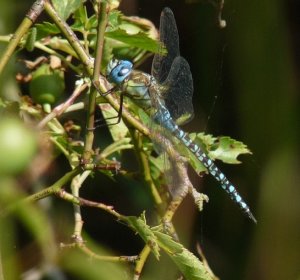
left=88, top=93, right=124, bottom=130
left=92, top=80, right=116, bottom=96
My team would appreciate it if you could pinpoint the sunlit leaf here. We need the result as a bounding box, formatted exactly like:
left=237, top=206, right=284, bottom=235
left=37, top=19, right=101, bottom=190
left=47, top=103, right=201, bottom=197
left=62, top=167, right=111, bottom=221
left=209, top=136, right=252, bottom=164
left=98, top=103, right=129, bottom=142
left=154, top=231, right=213, bottom=280
left=124, top=213, right=160, bottom=259
left=52, top=0, right=82, bottom=21
left=191, top=133, right=252, bottom=164
left=106, top=29, right=161, bottom=53
left=35, top=22, right=60, bottom=40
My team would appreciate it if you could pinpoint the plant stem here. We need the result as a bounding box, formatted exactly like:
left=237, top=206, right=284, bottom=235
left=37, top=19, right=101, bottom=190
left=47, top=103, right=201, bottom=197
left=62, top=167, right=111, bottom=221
left=0, top=0, right=45, bottom=74
left=71, top=171, right=91, bottom=242
left=78, top=245, right=138, bottom=262
left=130, top=129, right=164, bottom=209
left=56, top=189, right=121, bottom=219
left=84, top=0, right=109, bottom=162
left=134, top=245, right=151, bottom=280
left=44, top=0, right=150, bottom=140
left=44, top=1, right=93, bottom=73
left=1, top=167, right=81, bottom=217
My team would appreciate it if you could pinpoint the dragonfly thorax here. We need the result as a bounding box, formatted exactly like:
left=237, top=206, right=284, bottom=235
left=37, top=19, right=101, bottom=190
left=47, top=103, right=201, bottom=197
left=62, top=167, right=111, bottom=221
left=122, top=71, right=156, bottom=111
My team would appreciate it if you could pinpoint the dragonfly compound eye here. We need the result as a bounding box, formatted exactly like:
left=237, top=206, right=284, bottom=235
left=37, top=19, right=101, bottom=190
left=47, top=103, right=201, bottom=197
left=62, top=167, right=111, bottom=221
left=119, top=67, right=131, bottom=76
left=107, top=60, right=133, bottom=84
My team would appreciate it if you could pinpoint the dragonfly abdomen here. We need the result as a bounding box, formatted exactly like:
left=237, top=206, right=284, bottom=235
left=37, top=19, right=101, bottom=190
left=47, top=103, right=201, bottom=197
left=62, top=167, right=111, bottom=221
left=153, top=105, right=257, bottom=223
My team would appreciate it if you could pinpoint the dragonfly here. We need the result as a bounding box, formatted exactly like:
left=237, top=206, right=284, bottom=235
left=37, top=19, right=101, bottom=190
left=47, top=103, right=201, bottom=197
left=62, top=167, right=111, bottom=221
left=106, top=7, right=256, bottom=223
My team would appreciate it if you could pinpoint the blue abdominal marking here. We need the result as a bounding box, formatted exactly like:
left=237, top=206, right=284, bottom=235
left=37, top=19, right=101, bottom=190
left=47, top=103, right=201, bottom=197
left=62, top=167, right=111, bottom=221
left=107, top=7, right=256, bottom=223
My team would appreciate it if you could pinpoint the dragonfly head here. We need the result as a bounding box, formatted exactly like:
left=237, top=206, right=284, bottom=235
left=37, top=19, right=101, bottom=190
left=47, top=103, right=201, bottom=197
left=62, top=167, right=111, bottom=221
left=107, top=59, right=133, bottom=85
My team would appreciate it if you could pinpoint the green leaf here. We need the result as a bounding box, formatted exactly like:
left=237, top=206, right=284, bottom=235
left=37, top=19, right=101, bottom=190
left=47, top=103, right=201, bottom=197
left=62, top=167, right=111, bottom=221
left=209, top=136, right=252, bottom=164
left=73, top=4, right=89, bottom=28
left=124, top=213, right=160, bottom=259
left=183, top=133, right=252, bottom=174
left=106, top=29, right=161, bottom=53
left=98, top=103, right=129, bottom=142
left=107, top=10, right=122, bottom=30
left=154, top=231, right=213, bottom=280
left=191, top=133, right=252, bottom=164
left=137, top=108, right=151, bottom=126
left=35, top=22, right=60, bottom=40
left=52, top=0, right=82, bottom=21
left=100, top=138, right=133, bottom=159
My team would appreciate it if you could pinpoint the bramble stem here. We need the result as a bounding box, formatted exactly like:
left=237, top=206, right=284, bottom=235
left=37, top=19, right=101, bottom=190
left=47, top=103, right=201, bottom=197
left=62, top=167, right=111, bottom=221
left=0, top=0, right=45, bottom=74
left=134, top=245, right=151, bottom=280
left=84, top=1, right=109, bottom=161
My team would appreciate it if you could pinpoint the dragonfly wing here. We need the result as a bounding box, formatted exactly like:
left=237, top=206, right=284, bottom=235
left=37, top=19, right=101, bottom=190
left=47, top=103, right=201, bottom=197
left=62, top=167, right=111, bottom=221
left=162, top=56, right=194, bottom=125
left=151, top=7, right=180, bottom=84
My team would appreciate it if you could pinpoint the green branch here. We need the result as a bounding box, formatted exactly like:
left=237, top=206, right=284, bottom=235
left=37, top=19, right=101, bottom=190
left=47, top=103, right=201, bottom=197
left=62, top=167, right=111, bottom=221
left=0, top=0, right=45, bottom=74
left=1, top=167, right=81, bottom=217
left=84, top=1, right=109, bottom=161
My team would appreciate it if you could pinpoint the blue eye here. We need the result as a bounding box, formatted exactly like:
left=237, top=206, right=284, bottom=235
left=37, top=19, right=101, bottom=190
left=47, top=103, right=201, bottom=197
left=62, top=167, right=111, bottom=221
left=119, top=68, right=130, bottom=76
left=107, top=60, right=133, bottom=84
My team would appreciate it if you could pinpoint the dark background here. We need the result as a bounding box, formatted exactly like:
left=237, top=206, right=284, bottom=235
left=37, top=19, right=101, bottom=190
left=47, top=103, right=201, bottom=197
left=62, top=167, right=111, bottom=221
left=1, top=0, right=299, bottom=279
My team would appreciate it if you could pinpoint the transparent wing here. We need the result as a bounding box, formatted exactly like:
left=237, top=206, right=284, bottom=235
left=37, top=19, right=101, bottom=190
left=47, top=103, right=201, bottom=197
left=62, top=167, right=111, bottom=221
left=162, top=56, right=194, bottom=125
left=151, top=7, right=180, bottom=84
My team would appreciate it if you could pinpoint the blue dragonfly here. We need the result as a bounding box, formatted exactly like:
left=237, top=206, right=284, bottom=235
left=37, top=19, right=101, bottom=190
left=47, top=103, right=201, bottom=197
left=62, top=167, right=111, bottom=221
left=106, top=7, right=256, bottom=223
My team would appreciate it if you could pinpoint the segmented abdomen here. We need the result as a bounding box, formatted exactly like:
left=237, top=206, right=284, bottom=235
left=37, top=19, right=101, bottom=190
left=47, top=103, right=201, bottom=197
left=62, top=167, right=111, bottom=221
left=153, top=104, right=256, bottom=223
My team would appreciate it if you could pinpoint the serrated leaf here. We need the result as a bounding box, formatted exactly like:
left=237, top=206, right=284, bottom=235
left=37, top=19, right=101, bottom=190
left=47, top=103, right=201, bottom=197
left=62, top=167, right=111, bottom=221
left=190, top=132, right=216, bottom=148
left=183, top=147, right=208, bottom=174
left=107, top=10, right=122, bottom=31
left=52, top=0, right=82, bottom=21
left=124, top=213, right=160, bottom=259
left=209, top=136, right=252, bottom=164
left=106, top=29, right=161, bottom=53
left=191, top=133, right=252, bottom=164
left=154, top=231, right=213, bottom=280
left=35, top=22, right=60, bottom=40
left=73, top=4, right=89, bottom=27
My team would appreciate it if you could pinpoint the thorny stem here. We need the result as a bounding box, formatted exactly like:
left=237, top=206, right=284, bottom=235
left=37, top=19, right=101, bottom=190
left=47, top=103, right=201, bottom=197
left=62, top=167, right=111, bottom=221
left=133, top=132, right=194, bottom=276
left=134, top=245, right=152, bottom=280
left=196, top=243, right=219, bottom=280
left=44, top=1, right=93, bottom=72
left=0, top=0, right=45, bottom=74
left=84, top=1, right=109, bottom=162
left=78, top=246, right=139, bottom=263
left=56, top=189, right=121, bottom=219
left=60, top=242, right=138, bottom=263
left=71, top=171, right=91, bottom=242
left=130, top=129, right=164, bottom=211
